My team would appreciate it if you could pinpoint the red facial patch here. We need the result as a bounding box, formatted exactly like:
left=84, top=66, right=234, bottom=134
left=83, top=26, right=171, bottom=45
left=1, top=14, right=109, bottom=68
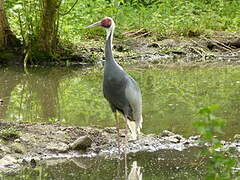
left=101, top=18, right=112, bottom=28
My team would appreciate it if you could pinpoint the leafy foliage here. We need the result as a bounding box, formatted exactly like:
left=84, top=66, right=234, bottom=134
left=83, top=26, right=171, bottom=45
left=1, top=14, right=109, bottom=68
left=194, top=105, right=239, bottom=179
left=4, top=0, right=240, bottom=45
left=0, top=127, right=19, bottom=140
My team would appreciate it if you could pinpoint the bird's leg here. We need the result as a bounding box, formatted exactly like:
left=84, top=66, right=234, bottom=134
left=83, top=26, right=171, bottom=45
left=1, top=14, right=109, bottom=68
left=114, top=112, right=121, bottom=154
left=124, top=116, right=128, bottom=179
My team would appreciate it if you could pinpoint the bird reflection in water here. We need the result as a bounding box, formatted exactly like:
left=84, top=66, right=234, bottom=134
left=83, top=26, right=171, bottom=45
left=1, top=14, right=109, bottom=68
left=115, top=152, right=142, bottom=180
left=127, top=161, right=142, bottom=180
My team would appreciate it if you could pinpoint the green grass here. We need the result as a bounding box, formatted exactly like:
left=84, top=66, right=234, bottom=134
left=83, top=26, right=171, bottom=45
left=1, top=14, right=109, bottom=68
left=0, top=127, right=20, bottom=141
left=6, top=0, right=240, bottom=46
left=58, top=0, right=240, bottom=42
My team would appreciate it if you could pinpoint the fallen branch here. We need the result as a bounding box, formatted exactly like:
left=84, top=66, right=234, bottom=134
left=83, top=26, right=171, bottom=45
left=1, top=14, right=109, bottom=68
left=202, top=37, right=232, bottom=51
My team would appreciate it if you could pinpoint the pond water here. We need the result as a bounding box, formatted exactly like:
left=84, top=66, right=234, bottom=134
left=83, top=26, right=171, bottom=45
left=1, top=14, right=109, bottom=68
left=0, top=64, right=240, bottom=179
left=1, top=65, right=239, bottom=138
left=3, top=147, right=206, bottom=179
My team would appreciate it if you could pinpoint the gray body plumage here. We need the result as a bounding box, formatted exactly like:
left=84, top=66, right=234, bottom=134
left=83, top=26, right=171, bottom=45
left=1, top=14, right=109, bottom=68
left=103, top=31, right=143, bottom=138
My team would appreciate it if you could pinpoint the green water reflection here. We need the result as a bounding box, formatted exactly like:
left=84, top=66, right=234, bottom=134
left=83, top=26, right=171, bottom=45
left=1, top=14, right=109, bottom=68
left=1, top=65, right=240, bottom=138
left=2, top=148, right=206, bottom=179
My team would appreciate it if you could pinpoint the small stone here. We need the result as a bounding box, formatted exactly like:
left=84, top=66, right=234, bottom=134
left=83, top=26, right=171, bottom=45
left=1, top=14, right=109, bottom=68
left=160, top=130, right=175, bottom=137
left=0, top=155, right=17, bottom=166
left=234, top=134, right=240, bottom=140
left=0, top=99, right=3, bottom=106
left=169, top=137, right=180, bottom=143
left=30, top=159, right=37, bottom=168
left=189, top=135, right=200, bottom=141
left=70, top=136, right=93, bottom=150
left=14, top=139, right=21, bottom=143
left=0, top=145, right=11, bottom=153
left=47, top=142, right=69, bottom=153
left=220, top=140, right=226, bottom=145
left=19, top=134, right=31, bottom=143
left=147, top=43, right=160, bottom=48
left=11, top=142, right=26, bottom=154
left=174, top=134, right=183, bottom=140
left=22, top=159, right=28, bottom=165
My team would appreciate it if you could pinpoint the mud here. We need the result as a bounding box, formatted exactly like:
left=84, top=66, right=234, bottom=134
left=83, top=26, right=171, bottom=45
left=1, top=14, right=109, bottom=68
left=74, top=31, right=240, bottom=67
left=0, top=120, right=239, bottom=174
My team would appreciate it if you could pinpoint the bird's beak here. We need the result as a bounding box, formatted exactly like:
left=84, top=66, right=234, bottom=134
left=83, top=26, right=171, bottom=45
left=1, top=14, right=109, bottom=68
left=85, top=21, right=102, bottom=28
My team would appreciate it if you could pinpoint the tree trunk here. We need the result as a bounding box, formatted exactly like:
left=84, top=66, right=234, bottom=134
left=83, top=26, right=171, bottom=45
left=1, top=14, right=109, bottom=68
left=38, top=0, right=59, bottom=55
left=0, top=0, right=7, bottom=49
left=0, top=0, right=20, bottom=50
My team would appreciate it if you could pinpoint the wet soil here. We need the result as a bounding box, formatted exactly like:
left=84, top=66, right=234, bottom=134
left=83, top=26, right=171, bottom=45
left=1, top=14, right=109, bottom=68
left=0, top=120, right=239, bottom=174
left=72, top=31, right=240, bottom=66
left=1, top=31, right=239, bottom=67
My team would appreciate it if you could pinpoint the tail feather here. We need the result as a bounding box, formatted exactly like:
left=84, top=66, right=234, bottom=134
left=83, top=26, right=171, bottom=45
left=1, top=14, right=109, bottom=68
left=136, top=115, right=143, bottom=135
left=127, top=114, right=143, bottom=140
left=126, top=119, right=138, bottom=141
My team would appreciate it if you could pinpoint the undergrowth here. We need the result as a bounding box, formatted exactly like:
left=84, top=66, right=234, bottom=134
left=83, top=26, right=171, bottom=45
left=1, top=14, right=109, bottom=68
left=59, top=0, right=240, bottom=42
left=6, top=0, right=240, bottom=44
left=194, top=105, right=239, bottom=179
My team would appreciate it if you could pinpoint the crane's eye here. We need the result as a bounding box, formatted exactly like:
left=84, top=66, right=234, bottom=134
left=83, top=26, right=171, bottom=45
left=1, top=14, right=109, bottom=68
left=101, top=18, right=112, bottom=28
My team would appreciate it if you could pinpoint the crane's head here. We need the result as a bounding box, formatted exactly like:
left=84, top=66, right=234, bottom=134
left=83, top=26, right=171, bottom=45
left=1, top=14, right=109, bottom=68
left=86, top=17, right=115, bottom=38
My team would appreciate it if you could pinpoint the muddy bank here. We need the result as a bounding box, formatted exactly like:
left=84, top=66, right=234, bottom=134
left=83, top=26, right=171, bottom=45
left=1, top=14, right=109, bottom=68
left=72, top=31, right=240, bottom=67
left=1, top=32, right=240, bottom=67
left=0, top=120, right=239, bottom=174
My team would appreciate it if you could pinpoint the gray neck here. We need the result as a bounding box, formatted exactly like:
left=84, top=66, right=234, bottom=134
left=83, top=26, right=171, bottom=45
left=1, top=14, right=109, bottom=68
left=105, top=30, right=114, bottom=62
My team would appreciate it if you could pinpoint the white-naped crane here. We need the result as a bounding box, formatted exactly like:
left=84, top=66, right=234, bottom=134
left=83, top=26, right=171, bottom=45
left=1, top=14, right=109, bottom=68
left=86, top=17, right=143, bottom=145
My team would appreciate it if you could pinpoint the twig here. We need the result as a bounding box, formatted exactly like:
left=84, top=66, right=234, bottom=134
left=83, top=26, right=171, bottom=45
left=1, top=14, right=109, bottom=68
left=202, top=37, right=232, bottom=51
left=124, top=28, right=145, bottom=36
left=190, top=39, right=206, bottom=49
left=190, top=47, right=204, bottom=57
left=132, top=32, right=150, bottom=39
left=60, top=0, right=79, bottom=16
left=210, top=38, right=233, bottom=50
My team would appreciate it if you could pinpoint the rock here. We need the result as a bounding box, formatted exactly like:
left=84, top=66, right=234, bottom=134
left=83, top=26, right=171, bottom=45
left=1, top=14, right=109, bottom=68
left=21, top=158, right=37, bottom=168
left=14, top=139, right=21, bottom=143
left=19, top=134, right=31, bottom=143
left=229, top=38, right=240, bottom=48
left=168, top=137, right=180, bottom=143
left=234, top=134, right=240, bottom=140
left=46, top=142, right=69, bottom=153
left=160, top=130, right=175, bottom=137
left=0, top=99, right=3, bottom=106
left=70, top=136, right=93, bottom=150
left=0, top=155, right=17, bottom=166
left=11, top=143, right=26, bottom=154
left=189, top=135, right=200, bottom=141
left=30, top=159, right=37, bottom=168
left=147, top=43, right=160, bottom=48
left=0, top=145, right=11, bottom=154
left=174, top=134, right=184, bottom=141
